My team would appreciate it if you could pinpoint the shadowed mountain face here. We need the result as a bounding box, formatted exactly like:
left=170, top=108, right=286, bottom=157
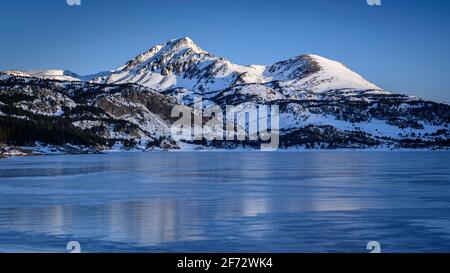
left=0, top=38, right=449, bottom=154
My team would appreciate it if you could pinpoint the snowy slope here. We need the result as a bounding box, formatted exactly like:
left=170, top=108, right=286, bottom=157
left=266, top=54, right=383, bottom=93
left=3, top=70, right=82, bottom=82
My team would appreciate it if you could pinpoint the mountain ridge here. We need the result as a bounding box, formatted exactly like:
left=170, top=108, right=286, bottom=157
left=0, top=38, right=449, bottom=155
left=3, top=37, right=384, bottom=96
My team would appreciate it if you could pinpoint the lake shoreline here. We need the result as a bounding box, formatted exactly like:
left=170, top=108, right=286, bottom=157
left=1, top=144, right=449, bottom=159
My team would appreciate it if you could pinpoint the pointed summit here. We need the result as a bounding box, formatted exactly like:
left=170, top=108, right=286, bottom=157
left=168, top=37, right=194, bottom=45
left=119, top=37, right=207, bottom=72
left=164, top=37, right=207, bottom=54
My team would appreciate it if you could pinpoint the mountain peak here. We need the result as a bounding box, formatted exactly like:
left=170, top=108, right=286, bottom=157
left=119, top=37, right=207, bottom=72
left=169, top=37, right=194, bottom=45
left=164, top=37, right=206, bottom=54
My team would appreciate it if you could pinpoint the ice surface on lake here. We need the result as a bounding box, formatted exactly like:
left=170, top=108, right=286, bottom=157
left=0, top=152, right=450, bottom=253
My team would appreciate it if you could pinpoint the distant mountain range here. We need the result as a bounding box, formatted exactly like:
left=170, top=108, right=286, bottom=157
left=1, top=37, right=449, bottom=155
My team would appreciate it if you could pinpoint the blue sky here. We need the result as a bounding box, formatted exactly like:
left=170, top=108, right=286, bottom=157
left=0, top=0, right=449, bottom=102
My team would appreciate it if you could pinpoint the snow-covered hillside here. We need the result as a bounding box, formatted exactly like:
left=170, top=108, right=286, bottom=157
left=0, top=37, right=449, bottom=153
left=3, top=70, right=83, bottom=82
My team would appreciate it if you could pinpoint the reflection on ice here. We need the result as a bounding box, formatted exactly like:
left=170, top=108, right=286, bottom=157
left=0, top=152, right=449, bottom=252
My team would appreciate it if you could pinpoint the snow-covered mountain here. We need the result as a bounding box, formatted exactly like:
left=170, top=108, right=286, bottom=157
left=90, top=38, right=385, bottom=100
left=5, top=37, right=384, bottom=97
left=1, top=37, right=449, bottom=154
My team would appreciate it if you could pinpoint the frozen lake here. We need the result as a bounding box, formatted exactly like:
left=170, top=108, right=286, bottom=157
left=0, top=151, right=450, bottom=252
